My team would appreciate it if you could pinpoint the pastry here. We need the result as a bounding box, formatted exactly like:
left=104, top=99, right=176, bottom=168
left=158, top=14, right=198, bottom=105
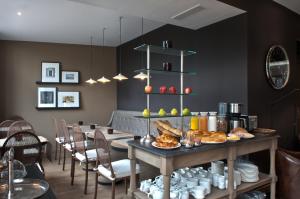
left=227, top=134, right=240, bottom=141
left=154, top=120, right=183, bottom=137
left=230, top=127, right=254, bottom=139
left=200, top=131, right=227, bottom=143
left=154, top=133, right=179, bottom=148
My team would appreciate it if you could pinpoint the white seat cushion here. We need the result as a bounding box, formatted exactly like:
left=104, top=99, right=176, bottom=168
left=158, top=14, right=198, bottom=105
left=63, top=143, right=74, bottom=151
left=55, top=137, right=65, bottom=144
left=97, top=159, right=140, bottom=180
left=75, top=149, right=97, bottom=162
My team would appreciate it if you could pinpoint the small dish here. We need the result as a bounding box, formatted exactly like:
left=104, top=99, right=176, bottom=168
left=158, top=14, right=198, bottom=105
left=152, top=142, right=181, bottom=150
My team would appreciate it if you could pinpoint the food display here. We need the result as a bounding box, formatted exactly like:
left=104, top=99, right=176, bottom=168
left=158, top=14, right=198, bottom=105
left=201, top=131, right=227, bottom=144
left=229, top=127, right=255, bottom=139
left=184, top=87, right=192, bottom=94
left=142, top=108, right=150, bottom=117
left=154, top=120, right=182, bottom=137
left=182, top=108, right=191, bottom=116
left=158, top=108, right=167, bottom=117
left=153, top=134, right=180, bottom=148
left=186, top=130, right=227, bottom=144
left=227, top=134, right=240, bottom=141
left=170, top=108, right=178, bottom=116
left=144, top=85, right=153, bottom=93
left=168, top=86, right=177, bottom=94
left=159, top=86, right=167, bottom=94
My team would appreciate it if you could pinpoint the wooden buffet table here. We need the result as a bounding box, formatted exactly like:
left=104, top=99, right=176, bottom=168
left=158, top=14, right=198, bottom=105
left=127, top=134, right=278, bottom=199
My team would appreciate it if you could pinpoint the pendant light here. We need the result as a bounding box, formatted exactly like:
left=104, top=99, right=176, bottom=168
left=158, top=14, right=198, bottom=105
left=134, top=17, right=148, bottom=81
left=113, top=16, right=128, bottom=81
left=97, top=28, right=111, bottom=84
left=86, top=36, right=97, bottom=84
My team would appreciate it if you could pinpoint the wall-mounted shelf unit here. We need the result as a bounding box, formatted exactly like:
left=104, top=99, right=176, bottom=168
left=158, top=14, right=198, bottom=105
left=35, top=81, right=80, bottom=85
left=133, top=43, right=197, bottom=143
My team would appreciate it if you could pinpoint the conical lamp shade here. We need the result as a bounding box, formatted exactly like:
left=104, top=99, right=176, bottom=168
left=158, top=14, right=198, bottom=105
left=97, top=76, right=111, bottom=84
left=133, top=72, right=148, bottom=80
left=113, top=73, right=128, bottom=81
left=85, top=78, right=97, bottom=84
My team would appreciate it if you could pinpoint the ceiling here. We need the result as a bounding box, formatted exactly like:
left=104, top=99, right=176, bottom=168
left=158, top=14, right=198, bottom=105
left=0, top=0, right=245, bottom=46
left=273, top=0, right=300, bottom=15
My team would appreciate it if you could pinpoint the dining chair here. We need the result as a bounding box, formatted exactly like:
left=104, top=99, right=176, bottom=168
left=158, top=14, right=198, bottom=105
left=0, top=120, right=15, bottom=139
left=71, top=125, right=97, bottom=194
left=8, top=115, right=24, bottom=121
left=53, top=118, right=66, bottom=164
left=7, top=120, right=34, bottom=137
left=276, top=148, right=300, bottom=199
left=1, top=131, right=44, bottom=173
left=58, top=119, right=73, bottom=171
left=93, top=129, right=141, bottom=199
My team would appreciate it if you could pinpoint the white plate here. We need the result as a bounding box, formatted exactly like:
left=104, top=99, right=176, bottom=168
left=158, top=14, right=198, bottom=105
left=152, top=142, right=181, bottom=150
left=201, top=140, right=227, bottom=144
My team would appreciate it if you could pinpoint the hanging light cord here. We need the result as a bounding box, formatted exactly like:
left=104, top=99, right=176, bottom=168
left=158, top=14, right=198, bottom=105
left=102, top=28, right=106, bottom=59
left=119, top=16, right=122, bottom=73
left=141, top=17, right=144, bottom=67
left=90, top=36, right=93, bottom=77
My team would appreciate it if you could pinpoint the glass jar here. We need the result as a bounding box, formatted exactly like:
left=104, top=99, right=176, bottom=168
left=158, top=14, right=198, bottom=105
left=208, top=112, right=217, bottom=132
left=190, top=115, right=199, bottom=130
left=217, top=115, right=228, bottom=132
left=199, top=112, right=208, bottom=131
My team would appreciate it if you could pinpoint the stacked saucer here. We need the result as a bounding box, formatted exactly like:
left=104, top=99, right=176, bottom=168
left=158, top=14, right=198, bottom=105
left=235, top=162, right=259, bottom=182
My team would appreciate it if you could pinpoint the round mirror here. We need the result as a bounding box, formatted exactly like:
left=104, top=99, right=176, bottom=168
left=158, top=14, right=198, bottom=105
left=266, top=45, right=290, bottom=89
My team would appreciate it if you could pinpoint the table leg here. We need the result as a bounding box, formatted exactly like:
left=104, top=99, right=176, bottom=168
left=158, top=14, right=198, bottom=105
left=270, top=139, right=277, bottom=199
left=128, top=146, right=136, bottom=198
left=163, top=175, right=171, bottom=199
left=228, top=147, right=236, bottom=199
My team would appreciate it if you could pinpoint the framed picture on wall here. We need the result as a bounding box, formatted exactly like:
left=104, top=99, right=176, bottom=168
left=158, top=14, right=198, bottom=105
left=37, top=87, right=57, bottom=108
left=57, top=91, right=80, bottom=108
left=41, top=62, right=60, bottom=83
left=61, top=71, right=80, bottom=84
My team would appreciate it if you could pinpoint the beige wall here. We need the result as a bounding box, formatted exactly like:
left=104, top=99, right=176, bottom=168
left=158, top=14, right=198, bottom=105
left=0, top=40, right=117, bottom=149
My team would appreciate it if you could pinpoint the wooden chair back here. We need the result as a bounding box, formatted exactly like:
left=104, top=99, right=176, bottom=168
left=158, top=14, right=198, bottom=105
left=2, top=131, right=43, bottom=170
left=7, top=120, right=34, bottom=137
left=53, top=118, right=65, bottom=143
left=94, top=129, right=115, bottom=178
left=0, top=120, right=14, bottom=139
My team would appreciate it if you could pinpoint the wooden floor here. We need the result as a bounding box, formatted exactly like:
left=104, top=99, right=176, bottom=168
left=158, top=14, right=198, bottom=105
left=44, top=156, right=129, bottom=199
left=44, top=145, right=159, bottom=199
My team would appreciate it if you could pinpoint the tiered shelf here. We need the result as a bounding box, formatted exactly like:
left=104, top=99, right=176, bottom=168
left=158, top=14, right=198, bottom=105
left=133, top=173, right=272, bottom=199
left=134, top=44, right=197, bottom=56
left=135, top=68, right=197, bottom=76
left=144, top=92, right=197, bottom=96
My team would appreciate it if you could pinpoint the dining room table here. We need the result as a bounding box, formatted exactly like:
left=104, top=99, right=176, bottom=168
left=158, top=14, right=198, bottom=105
left=78, top=125, right=134, bottom=141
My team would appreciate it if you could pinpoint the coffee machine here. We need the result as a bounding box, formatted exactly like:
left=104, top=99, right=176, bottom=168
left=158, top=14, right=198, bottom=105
left=227, top=103, right=258, bottom=131
left=228, top=103, right=245, bottom=131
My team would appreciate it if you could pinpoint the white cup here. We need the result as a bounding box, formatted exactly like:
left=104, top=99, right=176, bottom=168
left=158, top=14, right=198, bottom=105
left=186, top=177, right=198, bottom=188
left=211, top=161, right=225, bottom=175
left=148, top=188, right=163, bottom=199
left=199, top=180, right=211, bottom=195
left=140, top=179, right=152, bottom=193
left=190, top=186, right=206, bottom=199
left=213, top=173, right=220, bottom=187
left=218, top=175, right=226, bottom=190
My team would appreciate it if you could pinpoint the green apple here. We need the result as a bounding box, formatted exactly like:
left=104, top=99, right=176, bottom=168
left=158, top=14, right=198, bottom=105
left=171, top=108, right=178, bottom=116
left=158, top=108, right=167, bottom=117
left=182, top=108, right=190, bottom=116
left=143, top=109, right=150, bottom=117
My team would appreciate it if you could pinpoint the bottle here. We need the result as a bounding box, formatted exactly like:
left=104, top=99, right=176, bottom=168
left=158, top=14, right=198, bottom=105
left=190, top=114, right=199, bottom=130
left=208, top=112, right=217, bottom=132
left=199, top=112, right=208, bottom=131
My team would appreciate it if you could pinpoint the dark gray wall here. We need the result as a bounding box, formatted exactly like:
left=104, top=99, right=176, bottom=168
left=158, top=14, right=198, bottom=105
left=222, top=0, right=300, bottom=149
left=117, top=14, right=248, bottom=114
